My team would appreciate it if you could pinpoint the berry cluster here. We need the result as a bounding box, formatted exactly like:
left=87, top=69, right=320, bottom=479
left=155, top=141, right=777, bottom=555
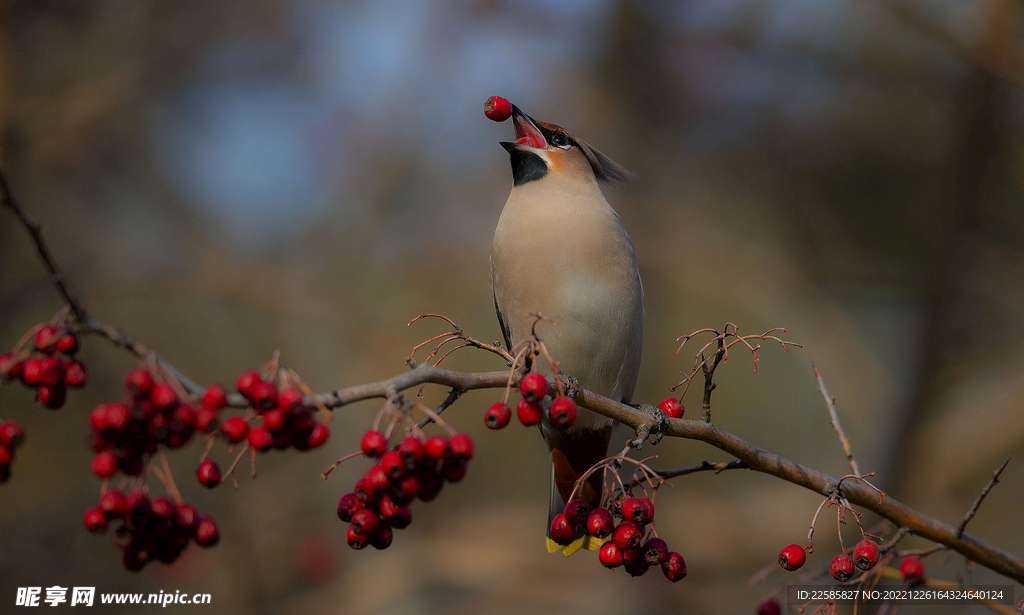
left=778, top=538, right=882, bottom=582
left=336, top=429, right=474, bottom=551
left=484, top=372, right=577, bottom=431
left=551, top=495, right=686, bottom=582
left=88, top=368, right=222, bottom=479
left=0, top=420, right=26, bottom=483
left=1, top=325, right=86, bottom=409
left=83, top=489, right=218, bottom=571
left=232, top=370, right=330, bottom=455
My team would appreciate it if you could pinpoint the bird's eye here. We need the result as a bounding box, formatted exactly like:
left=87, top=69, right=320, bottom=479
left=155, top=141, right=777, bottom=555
left=551, top=133, right=571, bottom=149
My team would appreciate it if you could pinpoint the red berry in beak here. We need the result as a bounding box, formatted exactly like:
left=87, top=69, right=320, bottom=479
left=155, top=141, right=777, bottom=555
left=662, top=551, right=687, bottom=582
left=484, top=96, right=512, bottom=122
left=516, top=399, right=543, bottom=426
left=830, top=553, right=855, bottom=582
left=549, top=397, right=577, bottom=429
left=853, top=539, right=880, bottom=570
left=598, top=542, right=624, bottom=568
left=658, top=397, right=684, bottom=419
left=484, top=402, right=512, bottom=429
left=778, top=544, right=806, bottom=571
left=587, top=508, right=614, bottom=538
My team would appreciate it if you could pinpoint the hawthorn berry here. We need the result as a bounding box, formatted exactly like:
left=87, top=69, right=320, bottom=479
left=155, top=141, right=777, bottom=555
left=263, top=408, right=286, bottom=431
left=393, top=475, right=422, bottom=504
left=91, top=451, right=118, bottom=478
left=380, top=496, right=412, bottom=529
left=350, top=508, right=380, bottom=536
left=20, top=357, right=42, bottom=387
left=236, top=370, right=261, bottom=399
left=599, top=542, right=624, bottom=568
left=361, top=430, right=387, bottom=458
left=449, top=433, right=474, bottom=462
left=662, top=551, right=687, bottom=582
left=417, top=475, right=444, bottom=502
left=364, top=465, right=390, bottom=494
left=306, top=423, right=330, bottom=448
left=34, top=325, right=60, bottom=351
left=0, top=352, right=23, bottom=380
left=220, top=416, right=249, bottom=443
left=248, top=426, right=273, bottom=451
left=150, top=497, right=176, bottom=521
left=853, top=539, right=880, bottom=570
left=444, top=461, right=468, bottom=483
left=195, top=516, right=219, bottom=547
left=396, top=437, right=424, bottom=467
left=195, top=406, right=219, bottom=433
left=63, top=359, right=87, bottom=387
left=380, top=451, right=406, bottom=480
left=98, top=490, right=128, bottom=519
left=778, top=543, right=806, bottom=571
left=370, top=526, right=393, bottom=550
left=0, top=421, right=25, bottom=449
left=900, top=556, right=924, bottom=580
left=620, top=497, right=654, bottom=525
left=124, top=368, right=154, bottom=397
left=484, top=402, right=512, bottom=429
left=38, top=384, right=67, bottom=409
left=346, top=525, right=369, bottom=550
left=125, top=492, right=153, bottom=527
left=197, top=460, right=222, bottom=488
left=150, top=383, right=178, bottom=411
left=830, top=553, right=855, bottom=582
left=424, top=436, right=450, bottom=462
left=563, top=499, right=590, bottom=527
left=55, top=333, right=79, bottom=355
left=757, top=600, right=782, bottom=615
left=0, top=446, right=12, bottom=467
left=516, top=399, right=543, bottom=426
left=484, top=95, right=512, bottom=122
left=612, top=521, right=643, bottom=549
left=642, top=537, right=669, bottom=565
left=175, top=504, right=198, bottom=536
left=202, top=383, right=228, bottom=410
left=251, top=381, right=279, bottom=411
left=337, top=493, right=361, bottom=522
left=278, top=386, right=304, bottom=412
left=84, top=508, right=108, bottom=533
left=549, top=397, right=577, bottom=429
left=587, top=508, right=614, bottom=538
left=659, top=397, right=684, bottom=419
left=624, top=558, right=651, bottom=577
left=38, top=356, right=62, bottom=387
left=519, top=372, right=548, bottom=402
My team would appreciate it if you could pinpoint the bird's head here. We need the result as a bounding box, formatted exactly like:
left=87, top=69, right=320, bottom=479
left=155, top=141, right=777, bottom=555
left=499, top=105, right=633, bottom=187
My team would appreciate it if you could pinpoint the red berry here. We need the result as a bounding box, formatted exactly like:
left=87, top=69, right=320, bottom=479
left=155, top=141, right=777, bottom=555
left=518, top=372, right=548, bottom=402
left=379, top=495, right=413, bottom=529
left=370, top=525, right=393, bottom=550
left=361, top=430, right=388, bottom=458
left=380, top=451, right=406, bottom=480
left=0, top=421, right=25, bottom=449
left=202, top=383, right=228, bottom=410
left=38, top=356, right=62, bottom=387
left=83, top=507, right=108, bottom=533
left=549, top=513, right=576, bottom=546
left=516, top=399, right=543, bottom=426
left=91, top=451, right=118, bottom=478
left=444, top=461, right=468, bottom=483
left=853, top=539, right=880, bottom=570
left=612, top=521, right=643, bottom=549
left=449, top=433, right=473, bottom=462
left=625, top=558, right=651, bottom=577
left=106, top=403, right=129, bottom=433
left=263, top=408, right=286, bottom=431
left=251, top=381, right=278, bottom=411
left=662, top=551, right=687, bottom=582
left=0, top=446, right=12, bottom=466
left=306, top=423, right=329, bottom=448
left=364, top=465, right=390, bottom=493
left=587, top=508, right=614, bottom=538
left=484, top=402, right=512, bottom=429
left=248, top=426, right=273, bottom=451
left=424, top=436, right=450, bottom=461
left=124, top=368, right=154, bottom=398
left=236, top=370, right=261, bottom=399
left=393, top=475, right=421, bottom=504
left=484, top=95, right=513, bottom=122
left=346, top=524, right=369, bottom=550
left=658, top=397, right=683, bottom=419
left=778, top=544, right=806, bottom=571
left=195, top=516, right=219, bottom=547
left=757, top=600, right=782, bottom=615
left=336, top=493, right=361, bottom=522
left=63, top=359, right=87, bottom=387
left=598, top=542, right=624, bottom=568
left=900, top=556, right=924, bottom=580
left=0, top=352, right=23, bottom=380
left=549, top=397, right=577, bottom=429
left=150, top=382, right=178, bottom=411
left=98, top=490, right=128, bottom=519
left=151, top=496, right=176, bottom=521
left=830, top=553, right=855, bottom=582
left=220, top=416, right=249, bottom=443
left=175, top=504, right=198, bottom=536
left=38, top=383, right=66, bottom=409
left=563, top=499, right=590, bottom=527
left=350, top=508, right=380, bottom=536
left=642, top=537, right=669, bottom=564
left=55, top=333, right=79, bottom=355
left=278, top=386, right=304, bottom=412
left=34, top=325, right=60, bottom=352
left=621, top=497, right=654, bottom=525
left=417, top=475, right=444, bottom=502
left=20, top=357, right=42, bottom=387
left=398, top=437, right=424, bottom=467
left=197, top=460, right=222, bottom=488
left=195, top=406, right=219, bottom=433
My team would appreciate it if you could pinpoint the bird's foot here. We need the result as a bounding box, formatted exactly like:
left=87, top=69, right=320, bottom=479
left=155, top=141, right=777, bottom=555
left=628, top=403, right=669, bottom=449
left=558, top=374, right=580, bottom=398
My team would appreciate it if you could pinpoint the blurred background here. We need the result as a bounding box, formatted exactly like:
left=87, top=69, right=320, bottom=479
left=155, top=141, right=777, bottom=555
left=1, top=0, right=1023, bottom=613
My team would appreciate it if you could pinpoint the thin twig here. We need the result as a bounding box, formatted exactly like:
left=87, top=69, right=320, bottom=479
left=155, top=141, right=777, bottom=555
left=958, top=459, right=1010, bottom=538
left=814, top=362, right=859, bottom=475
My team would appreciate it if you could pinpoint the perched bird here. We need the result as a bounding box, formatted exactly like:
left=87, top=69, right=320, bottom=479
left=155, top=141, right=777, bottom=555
left=489, top=103, right=645, bottom=555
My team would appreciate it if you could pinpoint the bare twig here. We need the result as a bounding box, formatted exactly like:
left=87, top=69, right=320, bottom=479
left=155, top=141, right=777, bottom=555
left=813, top=362, right=859, bottom=475
left=958, top=459, right=1010, bottom=538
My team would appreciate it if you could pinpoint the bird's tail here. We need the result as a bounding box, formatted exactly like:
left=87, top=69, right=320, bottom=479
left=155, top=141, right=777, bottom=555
left=544, top=425, right=613, bottom=556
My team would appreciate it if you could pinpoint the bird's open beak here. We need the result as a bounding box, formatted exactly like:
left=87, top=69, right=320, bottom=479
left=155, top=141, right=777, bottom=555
left=500, top=105, right=548, bottom=151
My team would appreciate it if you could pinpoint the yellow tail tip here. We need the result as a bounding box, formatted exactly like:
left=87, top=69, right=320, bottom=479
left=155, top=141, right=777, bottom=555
left=546, top=534, right=607, bottom=556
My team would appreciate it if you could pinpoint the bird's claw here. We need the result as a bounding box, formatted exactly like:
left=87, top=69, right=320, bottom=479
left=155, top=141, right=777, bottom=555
left=559, top=374, right=580, bottom=398
left=629, top=403, right=669, bottom=449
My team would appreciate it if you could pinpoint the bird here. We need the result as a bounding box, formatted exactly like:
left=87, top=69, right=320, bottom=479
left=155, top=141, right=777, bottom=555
left=489, top=102, right=645, bottom=555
